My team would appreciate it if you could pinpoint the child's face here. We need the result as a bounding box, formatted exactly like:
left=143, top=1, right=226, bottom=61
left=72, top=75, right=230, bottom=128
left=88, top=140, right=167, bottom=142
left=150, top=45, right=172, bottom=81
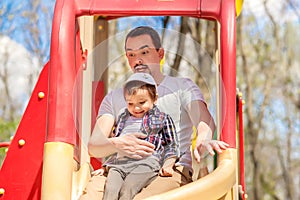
left=125, top=88, right=155, bottom=118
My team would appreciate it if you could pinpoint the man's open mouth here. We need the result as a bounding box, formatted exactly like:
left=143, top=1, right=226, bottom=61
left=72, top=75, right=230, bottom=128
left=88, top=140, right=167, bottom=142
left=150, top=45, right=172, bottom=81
left=134, top=65, right=147, bottom=71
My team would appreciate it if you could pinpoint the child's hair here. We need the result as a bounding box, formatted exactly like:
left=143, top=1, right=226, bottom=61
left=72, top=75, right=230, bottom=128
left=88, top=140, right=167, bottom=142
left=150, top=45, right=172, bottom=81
left=124, top=81, right=157, bottom=101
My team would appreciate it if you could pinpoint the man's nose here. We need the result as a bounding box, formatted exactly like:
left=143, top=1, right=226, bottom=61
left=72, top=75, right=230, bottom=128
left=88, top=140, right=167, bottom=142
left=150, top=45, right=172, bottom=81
left=135, top=58, right=143, bottom=65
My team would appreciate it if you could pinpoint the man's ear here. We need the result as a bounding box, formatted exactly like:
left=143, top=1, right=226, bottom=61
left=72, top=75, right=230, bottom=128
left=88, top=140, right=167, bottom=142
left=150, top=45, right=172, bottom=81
left=158, top=48, right=164, bottom=59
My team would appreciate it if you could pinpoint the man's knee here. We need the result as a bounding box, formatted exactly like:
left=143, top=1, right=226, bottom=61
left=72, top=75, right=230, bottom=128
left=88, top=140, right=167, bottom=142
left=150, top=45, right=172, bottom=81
left=79, top=174, right=106, bottom=200
left=134, top=170, right=184, bottom=200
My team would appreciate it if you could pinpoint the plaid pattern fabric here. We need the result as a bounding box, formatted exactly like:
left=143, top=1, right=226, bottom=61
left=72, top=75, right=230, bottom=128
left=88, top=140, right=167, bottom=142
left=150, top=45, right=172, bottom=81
left=114, top=105, right=179, bottom=162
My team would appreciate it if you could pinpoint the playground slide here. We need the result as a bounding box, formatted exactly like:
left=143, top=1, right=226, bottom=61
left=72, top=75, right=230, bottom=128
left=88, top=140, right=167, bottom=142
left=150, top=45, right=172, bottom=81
left=0, top=0, right=243, bottom=198
left=0, top=62, right=238, bottom=200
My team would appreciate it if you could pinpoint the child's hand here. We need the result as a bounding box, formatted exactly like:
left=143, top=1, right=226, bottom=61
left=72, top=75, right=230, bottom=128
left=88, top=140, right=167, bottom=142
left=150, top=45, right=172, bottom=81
left=160, top=157, right=176, bottom=177
left=159, top=167, right=174, bottom=177
left=91, top=168, right=105, bottom=176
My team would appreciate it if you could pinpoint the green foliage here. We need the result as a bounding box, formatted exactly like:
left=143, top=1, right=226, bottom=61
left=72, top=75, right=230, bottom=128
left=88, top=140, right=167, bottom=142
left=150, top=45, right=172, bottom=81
left=0, top=119, right=18, bottom=139
left=0, top=119, right=19, bottom=167
left=0, top=147, right=8, bottom=168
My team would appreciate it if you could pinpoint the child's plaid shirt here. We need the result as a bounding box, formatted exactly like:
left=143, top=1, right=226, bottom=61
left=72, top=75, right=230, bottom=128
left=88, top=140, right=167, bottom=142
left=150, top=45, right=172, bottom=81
left=114, top=105, right=179, bottom=163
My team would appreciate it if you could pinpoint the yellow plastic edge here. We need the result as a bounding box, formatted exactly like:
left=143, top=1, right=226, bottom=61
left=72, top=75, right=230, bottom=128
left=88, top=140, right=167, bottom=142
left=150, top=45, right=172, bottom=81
left=41, top=142, right=74, bottom=200
left=236, top=0, right=243, bottom=17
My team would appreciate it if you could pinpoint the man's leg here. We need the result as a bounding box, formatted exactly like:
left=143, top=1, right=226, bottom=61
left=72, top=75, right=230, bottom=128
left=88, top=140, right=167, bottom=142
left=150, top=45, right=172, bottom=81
left=198, top=166, right=209, bottom=179
left=79, top=174, right=106, bottom=200
left=133, top=165, right=192, bottom=200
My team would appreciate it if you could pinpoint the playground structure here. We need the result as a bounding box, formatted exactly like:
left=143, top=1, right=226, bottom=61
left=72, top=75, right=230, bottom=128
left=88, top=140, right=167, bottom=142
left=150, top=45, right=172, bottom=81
left=0, top=0, right=246, bottom=199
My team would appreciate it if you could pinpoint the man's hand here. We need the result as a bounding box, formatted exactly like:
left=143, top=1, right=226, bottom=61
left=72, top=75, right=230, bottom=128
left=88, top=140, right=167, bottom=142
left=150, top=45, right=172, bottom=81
left=193, top=139, right=229, bottom=163
left=91, top=168, right=105, bottom=176
left=110, top=132, right=155, bottom=159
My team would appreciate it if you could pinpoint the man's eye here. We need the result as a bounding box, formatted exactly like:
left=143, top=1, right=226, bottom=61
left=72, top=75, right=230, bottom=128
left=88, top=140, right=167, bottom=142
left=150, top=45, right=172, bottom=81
left=127, top=52, right=134, bottom=57
left=141, top=50, right=149, bottom=55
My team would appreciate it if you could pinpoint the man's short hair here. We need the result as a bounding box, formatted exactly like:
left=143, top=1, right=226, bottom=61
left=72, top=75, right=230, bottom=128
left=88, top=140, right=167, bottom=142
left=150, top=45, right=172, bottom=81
left=125, top=26, right=162, bottom=50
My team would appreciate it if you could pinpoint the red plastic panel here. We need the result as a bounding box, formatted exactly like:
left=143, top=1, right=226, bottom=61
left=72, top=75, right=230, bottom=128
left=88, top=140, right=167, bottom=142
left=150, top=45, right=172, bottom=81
left=90, top=81, right=105, bottom=170
left=47, top=0, right=77, bottom=144
left=219, top=0, right=236, bottom=148
left=0, top=63, right=49, bottom=200
left=238, top=95, right=246, bottom=200
left=76, top=0, right=201, bottom=17
left=47, top=3, right=84, bottom=145
left=91, top=81, right=104, bottom=129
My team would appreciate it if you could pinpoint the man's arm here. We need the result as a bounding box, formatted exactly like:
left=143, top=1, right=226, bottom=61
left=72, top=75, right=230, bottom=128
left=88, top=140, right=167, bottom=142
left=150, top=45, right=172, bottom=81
left=88, top=115, right=117, bottom=158
left=187, top=100, right=229, bottom=162
left=88, top=115, right=155, bottom=159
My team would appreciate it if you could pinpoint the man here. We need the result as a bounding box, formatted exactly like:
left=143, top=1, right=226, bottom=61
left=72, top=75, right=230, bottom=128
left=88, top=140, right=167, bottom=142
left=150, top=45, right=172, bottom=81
left=81, top=26, right=229, bottom=199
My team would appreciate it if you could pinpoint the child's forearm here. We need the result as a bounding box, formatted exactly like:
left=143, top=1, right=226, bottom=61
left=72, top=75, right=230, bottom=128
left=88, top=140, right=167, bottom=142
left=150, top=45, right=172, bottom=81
left=160, top=157, right=176, bottom=177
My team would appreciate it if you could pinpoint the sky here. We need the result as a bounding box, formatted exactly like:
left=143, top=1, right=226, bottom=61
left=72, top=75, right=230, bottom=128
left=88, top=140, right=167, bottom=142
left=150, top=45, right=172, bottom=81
left=0, top=0, right=55, bottom=63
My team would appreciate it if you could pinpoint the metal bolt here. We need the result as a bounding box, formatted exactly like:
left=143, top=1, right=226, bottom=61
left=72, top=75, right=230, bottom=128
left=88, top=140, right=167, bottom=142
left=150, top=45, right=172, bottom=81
left=38, top=92, right=45, bottom=99
left=0, top=188, right=5, bottom=195
left=18, top=139, right=25, bottom=146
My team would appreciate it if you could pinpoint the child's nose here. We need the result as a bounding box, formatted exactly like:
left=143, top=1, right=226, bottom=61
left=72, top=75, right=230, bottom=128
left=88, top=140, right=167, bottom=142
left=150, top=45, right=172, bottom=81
left=135, top=106, right=141, bottom=110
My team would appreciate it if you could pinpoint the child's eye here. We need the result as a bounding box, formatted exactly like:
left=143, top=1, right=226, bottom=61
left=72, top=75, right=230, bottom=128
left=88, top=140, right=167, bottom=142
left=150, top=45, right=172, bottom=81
left=139, top=101, right=146, bottom=104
